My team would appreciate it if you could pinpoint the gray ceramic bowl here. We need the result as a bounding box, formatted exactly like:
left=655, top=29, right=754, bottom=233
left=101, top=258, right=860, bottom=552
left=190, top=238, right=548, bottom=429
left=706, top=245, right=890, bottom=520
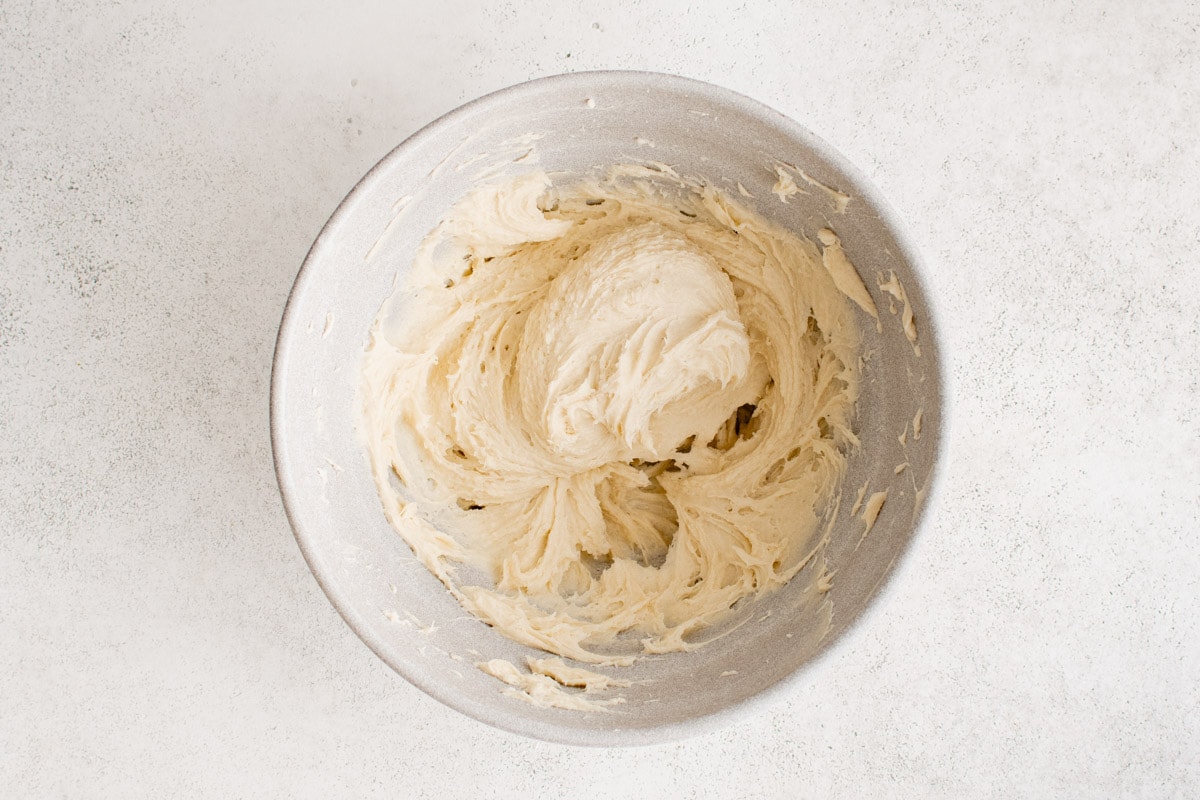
left=271, top=71, right=944, bottom=746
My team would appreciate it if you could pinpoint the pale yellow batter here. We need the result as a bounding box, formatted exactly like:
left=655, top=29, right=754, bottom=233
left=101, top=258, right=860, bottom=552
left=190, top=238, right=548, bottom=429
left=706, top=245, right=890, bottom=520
left=360, top=167, right=863, bottom=670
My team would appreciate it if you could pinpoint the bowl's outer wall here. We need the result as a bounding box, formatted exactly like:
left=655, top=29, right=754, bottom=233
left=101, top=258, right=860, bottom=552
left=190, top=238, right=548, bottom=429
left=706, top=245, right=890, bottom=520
left=271, top=72, right=943, bottom=746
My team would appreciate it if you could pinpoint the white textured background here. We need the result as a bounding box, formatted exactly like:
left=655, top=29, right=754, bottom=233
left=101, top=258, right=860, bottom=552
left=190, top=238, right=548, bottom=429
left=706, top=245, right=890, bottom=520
left=3, top=1, right=1198, bottom=796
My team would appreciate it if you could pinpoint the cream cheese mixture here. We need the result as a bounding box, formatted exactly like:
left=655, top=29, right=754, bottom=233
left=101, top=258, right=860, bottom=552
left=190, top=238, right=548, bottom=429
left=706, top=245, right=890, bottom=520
left=360, top=166, right=866, bottom=689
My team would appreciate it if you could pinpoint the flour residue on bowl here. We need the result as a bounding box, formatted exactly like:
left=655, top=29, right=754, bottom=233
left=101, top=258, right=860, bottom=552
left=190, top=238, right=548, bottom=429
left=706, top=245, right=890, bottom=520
left=359, top=166, right=873, bottom=706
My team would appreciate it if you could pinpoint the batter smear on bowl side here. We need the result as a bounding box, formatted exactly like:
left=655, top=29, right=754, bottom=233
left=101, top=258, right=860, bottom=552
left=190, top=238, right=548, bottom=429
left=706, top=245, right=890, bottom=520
left=360, top=167, right=867, bottom=699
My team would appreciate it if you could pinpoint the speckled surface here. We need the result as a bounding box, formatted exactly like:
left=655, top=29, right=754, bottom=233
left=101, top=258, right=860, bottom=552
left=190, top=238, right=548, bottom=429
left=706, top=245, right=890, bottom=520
left=2, top=1, right=1198, bottom=796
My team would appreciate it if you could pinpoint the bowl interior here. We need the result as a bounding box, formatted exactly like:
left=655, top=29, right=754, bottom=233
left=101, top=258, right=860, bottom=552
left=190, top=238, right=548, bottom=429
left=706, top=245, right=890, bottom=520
left=271, top=72, right=942, bottom=745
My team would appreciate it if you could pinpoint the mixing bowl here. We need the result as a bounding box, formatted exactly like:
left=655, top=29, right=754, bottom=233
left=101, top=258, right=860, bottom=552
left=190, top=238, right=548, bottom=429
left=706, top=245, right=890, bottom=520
left=271, top=71, right=944, bottom=745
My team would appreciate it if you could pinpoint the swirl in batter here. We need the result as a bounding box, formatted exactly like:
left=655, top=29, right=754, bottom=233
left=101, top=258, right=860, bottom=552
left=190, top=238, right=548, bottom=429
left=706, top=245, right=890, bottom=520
left=360, top=168, right=862, bottom=665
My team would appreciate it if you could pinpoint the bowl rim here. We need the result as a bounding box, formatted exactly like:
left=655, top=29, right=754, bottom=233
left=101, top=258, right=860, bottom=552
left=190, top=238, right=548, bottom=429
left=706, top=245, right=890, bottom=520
left=270, top=69, right=951, bottom=747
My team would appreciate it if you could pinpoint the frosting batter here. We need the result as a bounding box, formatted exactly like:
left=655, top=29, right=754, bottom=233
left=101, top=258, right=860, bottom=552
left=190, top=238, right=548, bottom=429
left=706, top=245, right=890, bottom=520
left=360, top=167, right=864, bottom=672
